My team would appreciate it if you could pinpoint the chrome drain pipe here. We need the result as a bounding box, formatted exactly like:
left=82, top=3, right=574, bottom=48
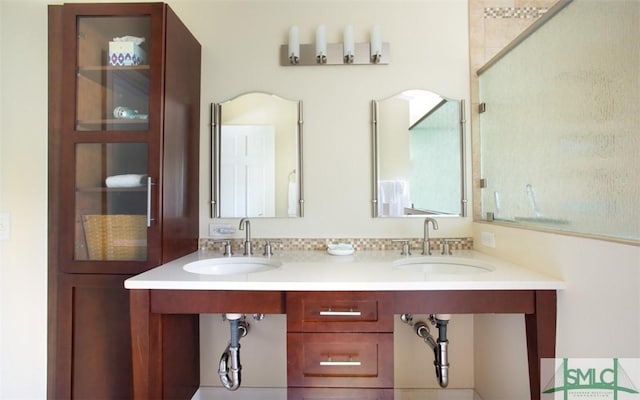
left=402, top=313, right=451, bottom=388
left=218, top=313, right=249, bottom=391
left=431, top=314, right=450, bottom=388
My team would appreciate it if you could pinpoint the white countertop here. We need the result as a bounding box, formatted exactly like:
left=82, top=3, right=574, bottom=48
left=124, top=249, right=566, bottom=291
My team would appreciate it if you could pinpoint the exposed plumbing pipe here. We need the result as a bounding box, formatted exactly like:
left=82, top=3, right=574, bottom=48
left=431, top=314, right=450, bottom=388
left=218, top=313, right=247, bottom=391
left=402, top=313, right=451, bottom=388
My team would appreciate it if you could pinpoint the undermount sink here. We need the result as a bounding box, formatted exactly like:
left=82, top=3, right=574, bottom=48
left=393, top=256, right=495, bottom=274
left=183, top=257, right=282, bottom=275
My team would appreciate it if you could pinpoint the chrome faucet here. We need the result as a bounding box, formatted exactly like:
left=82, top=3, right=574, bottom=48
left=422, top=217, right=439, bottom=255
left=239, top=218, right=252, bottom=256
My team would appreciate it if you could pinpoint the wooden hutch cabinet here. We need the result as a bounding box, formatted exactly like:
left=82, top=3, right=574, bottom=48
left=47, top=3, right=201, bottom=398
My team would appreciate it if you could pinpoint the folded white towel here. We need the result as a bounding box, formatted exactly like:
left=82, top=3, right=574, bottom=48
left=105, top=174, right=147, bottom=188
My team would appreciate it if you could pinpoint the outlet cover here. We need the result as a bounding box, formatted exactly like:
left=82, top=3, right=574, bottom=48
left=0, top=213, right=10, bottom=241
left=481, top=231, right=495, bottom=248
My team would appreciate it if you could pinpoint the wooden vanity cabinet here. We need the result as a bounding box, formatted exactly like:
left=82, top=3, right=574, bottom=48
left=47, top=3, right=200, bottom=399
left=286, top=292, right=395, bottom=400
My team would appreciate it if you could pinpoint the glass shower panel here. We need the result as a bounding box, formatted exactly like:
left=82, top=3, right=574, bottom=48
left=479, top=0, right=639, bottom=241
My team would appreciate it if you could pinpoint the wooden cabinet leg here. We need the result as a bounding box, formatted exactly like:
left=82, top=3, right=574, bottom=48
left=130, top=290, right=162, bottom=399
left=525, top=290, right=557, bottom=400
left=130, top=290, right=200, bottom=400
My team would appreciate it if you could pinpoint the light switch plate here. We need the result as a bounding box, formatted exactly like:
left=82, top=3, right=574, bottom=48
left=209, top=223, right=235, bottom=237
left=481, top=231, right=495, bottom=248
left=0, top=213, right=10, bottom=241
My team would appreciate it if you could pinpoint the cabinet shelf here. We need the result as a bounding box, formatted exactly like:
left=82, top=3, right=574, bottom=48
left=78, top=65, right=150, bottom=98
left=78, top=65, right=150, bottom=83
left=77, top=118, right=148, bottom=131
left=77, top=187, right=146, bottom=193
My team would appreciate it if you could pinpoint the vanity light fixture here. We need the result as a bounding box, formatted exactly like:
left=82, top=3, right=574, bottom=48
left=343, top=25, right=355, bottom=63
left=316, top=24, right=327, bottom=64
left=288, top=26, right=300, bottom=65
left=370, top=24, right=382, bottom=63
left=280, top=25, right=389, bottom=66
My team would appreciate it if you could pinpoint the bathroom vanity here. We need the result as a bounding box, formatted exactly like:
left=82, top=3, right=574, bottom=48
left=125, top=250, right=564, bottom=400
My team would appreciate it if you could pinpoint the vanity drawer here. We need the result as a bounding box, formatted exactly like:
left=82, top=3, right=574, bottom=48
left=287, top=332, right=393, bottom=388
left=287, top=388, right=394, bottom=400
left=287, top=291, right=393, bottom=332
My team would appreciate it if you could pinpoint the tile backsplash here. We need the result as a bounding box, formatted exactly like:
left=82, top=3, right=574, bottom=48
left=199, top=237, right=473, bottom=254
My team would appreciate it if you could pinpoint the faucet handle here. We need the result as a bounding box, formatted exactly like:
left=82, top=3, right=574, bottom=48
left=441, top=239, right=460, bottom=255
left=263, top=240, right=282, bottom=257
left=392, top=239, right=412, bottom=256
left=214, top=240, right=233, bottom=257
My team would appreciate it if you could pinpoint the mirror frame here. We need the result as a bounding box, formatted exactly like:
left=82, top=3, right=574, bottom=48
left=210, top=93, right=304, bottom=218
left=371, top=92, right=467, bottom=218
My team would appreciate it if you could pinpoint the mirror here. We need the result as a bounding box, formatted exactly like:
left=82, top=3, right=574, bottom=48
left=372, top=90, right=466, bottom=217
left=211, top=92, right=303, bottom=218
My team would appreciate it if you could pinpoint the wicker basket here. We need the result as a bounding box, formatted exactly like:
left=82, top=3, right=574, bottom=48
left=82, top=214, right=147, bottom=261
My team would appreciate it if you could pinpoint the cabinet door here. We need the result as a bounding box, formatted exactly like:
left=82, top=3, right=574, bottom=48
left=287, top=291, right=394, bottom=332
left=72, top=143, right=151, bottom=261
left=287, top=333, right=394, bottom=388
left=64, top=6, right=162, bottom=132
left=54, top=274, right=133, bottom=399
left=59, top=141, right=161, bottom=273
left=59, top=4, right=164, bottom=273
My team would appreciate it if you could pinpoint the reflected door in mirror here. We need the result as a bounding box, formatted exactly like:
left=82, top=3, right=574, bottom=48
left=220, top=125, right=276, bottom=217
left=212, top=92, right=303, bottom=218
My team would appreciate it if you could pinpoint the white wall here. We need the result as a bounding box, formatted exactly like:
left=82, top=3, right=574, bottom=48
left=181, top=0, right=472, bottom=239
left=0, top=1, right=49, bottom=398
left=472, top=224, right=640, bottom=399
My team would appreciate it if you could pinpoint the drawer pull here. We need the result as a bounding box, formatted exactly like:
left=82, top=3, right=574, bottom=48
left=320, top=359, right=362, bottom=367
left=319, top=309, right=362, bottom=317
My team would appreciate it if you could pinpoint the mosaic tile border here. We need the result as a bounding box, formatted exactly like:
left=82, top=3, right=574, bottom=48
left=200, top=237, right=473, bottom=254
left=484, top=7, right=548, bottom=19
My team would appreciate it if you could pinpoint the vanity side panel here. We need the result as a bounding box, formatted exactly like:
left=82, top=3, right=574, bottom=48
left=161, top=314, right=200, bottom=400
left=130, top=289, right=162, bottom=400
left=130, top=290, right=200, bottom=399
left=525, top=290, right=557, bottom=400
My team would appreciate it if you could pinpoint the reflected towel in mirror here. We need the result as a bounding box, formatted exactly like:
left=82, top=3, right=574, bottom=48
left=288, top=181, right=298, bottom=217
left=378, top=180, right=410, bottom=216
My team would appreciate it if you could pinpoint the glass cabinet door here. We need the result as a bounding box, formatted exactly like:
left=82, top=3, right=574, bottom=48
left=76, top=16, right=150, bottom=131
left=74, top=143, right=149, bottom=261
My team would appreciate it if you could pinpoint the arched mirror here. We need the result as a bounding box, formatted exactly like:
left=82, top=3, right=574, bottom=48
left=372, top=90, right=466, bottom=217
left=211, top=92, right=303, bottom=218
